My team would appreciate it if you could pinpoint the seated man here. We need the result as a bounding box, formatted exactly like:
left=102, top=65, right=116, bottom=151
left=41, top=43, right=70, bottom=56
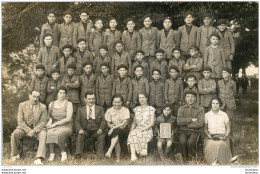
left=10, top=90, right=47, bottom=165
left=177, top=90, right=205, bottom=163
left=75, top=92, right=106, bottom=159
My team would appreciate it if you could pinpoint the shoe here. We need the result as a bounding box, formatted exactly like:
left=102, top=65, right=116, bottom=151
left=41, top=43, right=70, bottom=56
left=105, top=152, right=112, bottom=158
left=11, top=154, right=20, bottom=162
left=48, top=153, right=55, bottom=162
left=34, top=158, right=43, bottom=165
left=116, top=159, right=120, bottom=163
left=75, top=154, right=81, bottom=159
left=230, top=155, right=239, bottom=162
left=131, top=155, right=137, bottom=161
left=211, top=159, right=218, bottom=165
left=61, top=152, right=68, bottom=162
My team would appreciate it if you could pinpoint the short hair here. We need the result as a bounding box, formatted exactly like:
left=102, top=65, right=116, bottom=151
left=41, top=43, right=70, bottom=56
left=57, top=86, right=67, bottom=94
left=163, top=17, right=172, bottom=23
left=108, top=17, right=117, bottom=23
left=94, top=18, right=103, bottom=24
left=203, top=66, right=212, bottom=72
left=50, top=68, right=60, bottom=75
left=134, top=65, right=143, bottom=71
left=112, top=93, right=124, bottom=104
left=152, top=69, right=161, bottom=75
left=137, top=92, right=149, bottom=106
left=114, top=40, right=124, bottom=47
left=63, top=10, right=73, bottom=17
left=184, top=90, right=197, bottom=97
left=155, top=49, right=164, bottom=54
left=142, top=15, right=152, bottom=22
left=99, top=45, right=108, bottom=51
left=125, top=18, right=135, bottom=24
left=36, top=64, right=45, bottom=70
left=117, top=64, right=128, bottom=70
left=29, top=90, right=40, bottom=95
left=189, top=45, right=200, bottom=52
left=135, top=50, right=145, bottom=55
left=172, top=47, right=181, bottom=53
left=184, top=11, right=193, bottom=18
left=67, top=63, right=76, bottom=70
left=77, top=38, right=86, bottom=44
left=47, top=10, right=56, bottom=16
left=84, top=91, right=95, bottom=98
left=100, top=62, right=110, bottom=69
left=43, top=33, right=53, bottom=39
left=62, top=44, right=73, bottom=51
left=79, top=10, right=88, bottom=15
left=185, top=74, right=197, bottom=81
left=210, top=32, right=221, bottom=40
left=168, top=65, right=179, bottom=72
left=210, top=97, right=223, bottom=108
left=217, top=19, right=227, bottom=26
left=82, top=61, right=93, bottom=68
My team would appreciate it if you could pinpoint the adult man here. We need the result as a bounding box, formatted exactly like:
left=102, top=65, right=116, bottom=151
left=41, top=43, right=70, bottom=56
left=75, top=92, right=106, bottom=159
left=10, top=91, right=47, bottom=165
left=177, top=90, right=205, bottom=163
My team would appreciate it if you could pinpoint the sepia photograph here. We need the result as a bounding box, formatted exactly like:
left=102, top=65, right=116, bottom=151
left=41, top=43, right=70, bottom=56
left=1, top=1, right=258, bottom=169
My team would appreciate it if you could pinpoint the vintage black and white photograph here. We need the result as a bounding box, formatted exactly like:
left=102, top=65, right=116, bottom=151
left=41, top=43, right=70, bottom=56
left=1, top=1, right=258, bottom=168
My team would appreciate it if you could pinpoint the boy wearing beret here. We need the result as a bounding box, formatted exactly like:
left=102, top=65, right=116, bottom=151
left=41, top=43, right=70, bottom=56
left=132, top=50, right=149, bottom=80
left=150, top=49, right=168, bottom=82
left=169, top=48, right=185, bottom=78
left=46, top=69, right=62, bottom=106
left=93, top=45, right=112, bottom=76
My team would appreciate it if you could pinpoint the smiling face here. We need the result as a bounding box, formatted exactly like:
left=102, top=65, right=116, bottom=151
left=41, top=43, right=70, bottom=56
left=184, top=15, right=193, bottom=25
left=185, top=94, right=196, bottom=105
left=203, top=17, right=212, bottom=26
left=143, top=17, right=152, bottom=28
left=64, top=14, right=72, bottom=24
left=80, top=12, right=89, bottom=23
left=138, top=94, right=148, bottom=105
left=29, top=91, right=40, bottom=105
left=48, top=13, right=56, bottom=24
left=109, top=19, right=117, bottom=29
left=218, top=24, right=227, bottom=31
left=163, top=19, right=172, bottom=30
left=85, top=94, right=95, bottom=107
left=113, top=97, right=123, bottom=109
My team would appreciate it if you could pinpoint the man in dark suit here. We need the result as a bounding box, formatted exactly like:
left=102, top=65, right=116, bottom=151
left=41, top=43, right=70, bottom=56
left=10, top=90, right=47, bottom=165
left=75, top=92, right=106, bottom=159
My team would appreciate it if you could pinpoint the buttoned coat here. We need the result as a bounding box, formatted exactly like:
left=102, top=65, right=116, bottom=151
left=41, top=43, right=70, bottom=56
left=217, top=79, right=236, bottom=110
left=111, top=51, right=132, bottom=78
left=46, top=77, right=62, bottom=106
left=122, top=30, right=141, bottom=60
left=149, top=81, right=165, bottom=107
left=58, top=22, right=74, bottom=50
left=89, top=29, right=105, bottom=56
left=168, top=58, right=186, bottom=77
left=54, top=56, right=76, bottom=75
left=73, top=21, right=93, bottom=49
left=198, top=78, right=217, bottom=107
left=73, top=50, right=93, bottom=75
left=40, top=22, right=59, bottom=47
left=96, top=74, right=114, bottom=106
left=164, top=78, right=183, bottom=103
left=61, top=73, right=80, bottom=104
left=158, top=29, right=177, bottom=60
left=80, top=73, right=96, bottom=105
left=112, top=77, right=132, bottom=104
left=93, top=55, right=112, bottom=76
left=196, top=25, right=216, bottom=55
left=150, top=59, right=168, bottom=82
left=29, top=75, right=49, bottom=104
left=131, top=77, right=149, bottom=106
left=183, top=56, right=204, bottom=80
left=139, top=27, right=159, bottom=57
left=216, top=29, right=235, bottom=60
left=103, top=29, right=122, bottom=57
left=131, top=61, right=149, bottom=80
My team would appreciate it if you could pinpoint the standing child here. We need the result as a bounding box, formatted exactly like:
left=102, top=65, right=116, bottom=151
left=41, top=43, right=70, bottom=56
left=111, top=40, right=132, bottom=78
left=46, top=69, right=62, bottom=106
left=93, top=45, right=112, bottom=76
left=79, top=62, right=96, bottom=106
left=29, top=64, right=49, bottom=104
left=150, top=49, right=168, bottom=82
left=196, top=13, right=216, bottom=57
left=158, top=17, right=177, bottom=62
left=112, top=64, right=132, bottom=108
left=122, top=18, right=141, bottom=61
left=176, top=12, right=198, bottom=60
left=58, top=11, right=74, bottom=50
left=198, top=67, right=217, bottom=112
left=96, top=62, right=114, bottom=112
left=155, top=103, right=178, bottom=159
left=149, top=69, right=165, bottom=116
left=169, top=48, right=185, bottom=78
left=40, top=10, right=59, bottom=47
left=183, top=45, right=203, bottom=81
left=165, top=65, right=183, bottom=116
left=131, top=50, right=149, bottom=80
left=204, top=32, right=226, bottom=80
left=89, top=18, right=104, bottom=58
left=103, top=17, right=122, bottom=57
left=73, top=38, right=93, bottom=75
left=131, top=65, right=149, bottom=108
left=216, top=19, right=235, bottom=69
left=184, top=74, right=199, bottom=106
left=139, top=15, right=159, bottom=64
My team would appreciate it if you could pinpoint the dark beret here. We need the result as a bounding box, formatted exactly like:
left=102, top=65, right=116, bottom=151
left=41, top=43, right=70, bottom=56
left=67, top=63, right=76, bottom=70
left=184, top=11, right=193, bottom=18
left=100, top=62, right=110, bottom=68
left=152, top=69, right=161, bottom=75
left=172, top=47, right=182, bottom=53
left=184, top=90, right=197, bottom=97
left=47, top=10, right=56, bottom=16
left=36, top=64, right=45, bottom=70
left=43, top=33, right=53, bottom=39
left=203, top=66, right=212, bottom=72
left=142, top=15, right=152, bottom=22
left=79, top=10, right=89, bottom=15
left=99, top=45, right=108, bottom=51
left=168, top=65, right=180, bottom=72
left=114, top=40, right=124, bottom=47
left=108, top=17, right=117, bottom=23
left=63, top=10, right=73, bottom=17
left=117, top=64, right=128, bottom=70
left=210, top=32, right=221, bottom=40
left=125, top=18, right=135, bottom=24
left=217, top=19, right=227, bottom=26
left=163, top=17, right=172, bottom=23
left=82, top=61, right=93, bottom=68
left=202, top=13, right=212, bottom=20
left=185, top=74, right=197, bottom=81
left=135, top=50, right=145, bottom=55
left=76, top=38, right=86, bottom=44
left=61, top=44, right=73, bottom=51
left=155, top=49, right=164, bottom=54
left=133, top=65, right=143, bottom=71
left=222, top=67, right=232, bottom=74
left=50, top=68, right=60, bottom=75
left=189, top=45, right=200, bottom=51
left=162, top=103, right=173, bottom=111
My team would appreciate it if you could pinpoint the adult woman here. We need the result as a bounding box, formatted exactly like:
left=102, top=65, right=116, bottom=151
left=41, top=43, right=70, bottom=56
left=104, top=94, right=130, bottom=162
left=127, top=93, right=155, bottom=161
left=204, top=97, right=232, bottom=165
left=46, top=86, right=73, bottom=162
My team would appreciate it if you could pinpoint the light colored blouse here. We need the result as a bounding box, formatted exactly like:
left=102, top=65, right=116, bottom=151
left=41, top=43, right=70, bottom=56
left=205, top=110, right=229, bottom=134
left=105, top=106, right=130, bottom=129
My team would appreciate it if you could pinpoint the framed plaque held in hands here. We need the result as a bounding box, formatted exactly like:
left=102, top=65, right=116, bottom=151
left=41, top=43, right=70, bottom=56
left=160, top=123, right=171, bottom=138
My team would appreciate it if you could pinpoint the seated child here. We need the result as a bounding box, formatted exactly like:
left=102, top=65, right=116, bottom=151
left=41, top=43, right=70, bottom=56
left=132, top=50, right=149, bottom=80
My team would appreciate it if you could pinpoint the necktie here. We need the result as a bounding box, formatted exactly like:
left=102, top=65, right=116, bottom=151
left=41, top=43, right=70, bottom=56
left=89, top=108, right=92, bottom=119
left=28, top=105, right=34, bottom=127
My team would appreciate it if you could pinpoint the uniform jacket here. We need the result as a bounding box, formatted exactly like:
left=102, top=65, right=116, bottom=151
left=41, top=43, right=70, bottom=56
left=89, top=29, right=104, bottom=56
left=217, top=79, right=236, bottom=110
left=112, top=77, right=132, bottom=103
left=16, top=100, right=47, bottom=134
left=73, top=50, right=93, bottom=75
left=154, top=114, right=178, bottom=137
left=75, top=105, right=106, bottom=133
left=149, top=80, right=165, bottom=107
left=183, top=56, right=203, bottom=80
left=158, top=29, right=177, bottom=60
left=131, top=77, right=149, bottom=106
left=132, top=61, right=149, bottom=80
left=150, top=59, right=168, bottom=82
left=168, top=58, right=185, bottom=77
left=80, top=73, right=96, bottom=105
left=93, top=55, right=112, bottom=76
left=216, top=29, right=235, bottom=59
left=204, top=45, right=226, bottom=79
left=58, top=22, right=74, bottom=50
left=46, top=77, right=62, bottom=105
left=164, top=78, right=183, bottom=103
left=29, top=75, right=49, bottom=104
left=196, top=25, right=216, bottom=55
left=40, top=22, right=59, bottom=47
left=61, top=73, right=80, bottom=104
left=54, top=56, right=76, bottom=75
left=73, top=21, right=93, bottom=49
left=37, top=45, right=60, bottom=75
left=103, top=29, right=122, bottom=57
left=111, top=51, right=132, bottom=77
left=176, top=25, right=198, bottom=55
left=122, top=30, right=141, bottom=60
left=198, top=78, right=217, bottom=107
left=96, top=74, right=114, bottom=106
left=139, top=27, right=159, bottom=57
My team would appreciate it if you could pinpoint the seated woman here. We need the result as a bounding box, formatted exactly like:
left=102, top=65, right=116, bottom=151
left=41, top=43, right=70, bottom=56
left=104, top=94, right=130, bottom=162
left=127, top=92, right=156, bottom=161
left=204, top=97, right=233, bottom=165
left=46, top=86, right=73, bottom=162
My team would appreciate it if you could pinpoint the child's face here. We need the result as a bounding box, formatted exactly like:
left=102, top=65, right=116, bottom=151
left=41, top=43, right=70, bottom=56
left=203, top=17, right=212, bottom=26
left=184, top=15, right=193, bottom=24
left=100, top=48, right=107, bottom=57
left=64, top=14, right=72, bottom=24
left=63, top=48, right=71, bottom=57
left=95, top=20, right=103, bottom=30
left=36, top=69, right=44, bottom=77
left=27, top=44, right=35, bottom=53
left=101, top=66, right=109, bottom=75
left=152, top=71, right=161, bottom=80
left=222, top=71, right=229, bottom=79
left=44, top=36, right=53, bottom=47
left=203, top=71, right=210, bottom=79
left=169, top=69, right=178, bottom=79
left=127, top=21, right=135, bottom=31
left=134, top=67, right=143, bottom=78
left=163, top=19, right=172, bottom=30
left=118, top=68, right=127, bottom=78
left=109, top=19, right=117, bottom=29
left=218, top=24, right=227, bottom=31
left=210, top=36, right=219, bottom=46
left=185, top=94, right=196, bottom=105
left=173, top=50, right=181, bottom=59
left=136, top=53, right=144, bottom=62
left=78, top=41, right=86, bottom=51
left=67, top=68, right=75, bottom=76
left=187, top=78, right=196, bottom=88
left=83, top=65, right=92, bottom=74
left=48, top=13, right=56, bottom=23
left=156, top=53, right=164, bottom=61
left=143, top=17, right=152, bottom=28
left=51, top=72, right=60, bottom=81
left=163, top=107, right=171, bottom=117
left=189, top=49, right=198, bottom=57
left=80, top=12, right=89, bottom=23
left=115, top=43, right=123, bottom=52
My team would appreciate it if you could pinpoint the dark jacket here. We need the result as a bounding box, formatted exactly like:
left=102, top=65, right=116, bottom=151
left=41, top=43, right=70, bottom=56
left=154, top=114, right=178, bottom=137
left=58, top=22, right=75, bottom=50
left=96, top=74, right=114, bottom=106
left=46, top=77, right=62, bottom=106
left=73, top=21, right=93, bottom=49
left=61, top=73, right=80, bottom=104
left=122, top=30, right=141, bottom=60
left=73, top=50, right=93, bottom=75
left=112, top=77, right=132, bottom=104
left=80, top=73, right=96, bottom=105
left=149, top=80, right=165, bottom=107
left=164, top=78, right=183, bottom=103
left=40, top=22, right=59, bottom=47
left=29, top=75, right=49, bottom=104
left=139, top=27, right=159, bottom=57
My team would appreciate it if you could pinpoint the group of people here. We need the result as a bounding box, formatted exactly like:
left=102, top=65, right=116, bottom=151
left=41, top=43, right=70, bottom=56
left=10, top=8, right=240, bottom=165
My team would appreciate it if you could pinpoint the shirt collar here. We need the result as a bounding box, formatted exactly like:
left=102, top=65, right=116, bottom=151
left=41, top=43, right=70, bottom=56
left=183, top=103, right=199, bottom=109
